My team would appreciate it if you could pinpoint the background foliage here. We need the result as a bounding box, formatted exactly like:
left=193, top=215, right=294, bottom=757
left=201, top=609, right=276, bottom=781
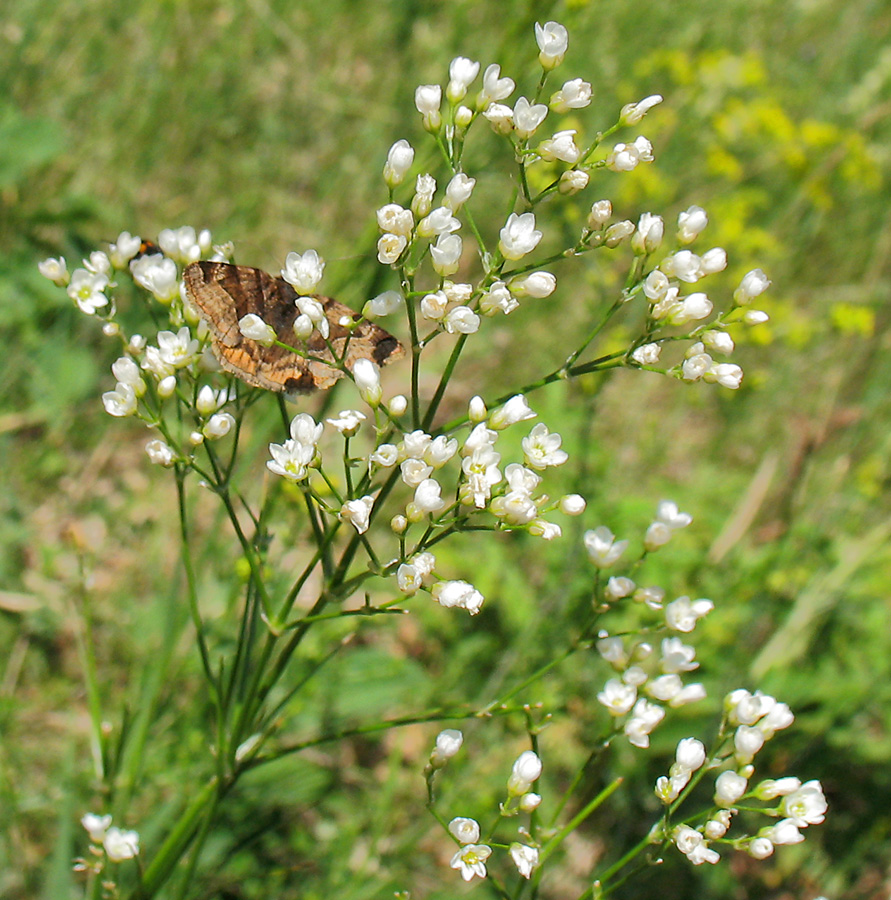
left=1, top=0, right=889, bottom=897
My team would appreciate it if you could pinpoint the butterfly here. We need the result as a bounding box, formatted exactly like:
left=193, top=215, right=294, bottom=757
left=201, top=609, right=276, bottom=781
left=183, top=261, right=403, bottom=393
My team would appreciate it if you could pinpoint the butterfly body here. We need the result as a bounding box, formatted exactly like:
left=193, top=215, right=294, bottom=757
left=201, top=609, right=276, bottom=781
left=183, top=261, right=402, bottom=393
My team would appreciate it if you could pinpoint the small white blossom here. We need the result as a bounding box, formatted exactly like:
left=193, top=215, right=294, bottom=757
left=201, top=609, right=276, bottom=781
left=513, top=96, right=548, bottom=139
left=587, top=199, right=612, bottom=228
left=327, top=409, right=366, bottom=436
left=538, top=129, right=581, bottom=164
left=377, top=233, right=407, bottom=265
left=510, top=271, right=556, bottom=298
left=447, top=56, right=480, bottom=103
left=621, top=94, right=663, bottom=124
left=550, top=77, right=592, bottom=112
left=430, top=233, right=463, bottom=276
left=449, top=817, right=481, bottom=844
left=239, top=313, right=276, bottom=345
left=559, top=494, right=586, bottom=515
left=522, top=422, right=568, bottom=469
left=444, top=173, right=476, bottom=211
left=203, top=412, right=235, bottom=440
left=734, top=268, right=771, bottom=305
left=499, top=212, right=542, bottom=260
left=705, top=363, right=744, bottom=390
left=559, top=168, right=589, bottom=194
left=483, top=102, right=514, bottom=133
left=480, top=280, right=518, bottom=316
left=631, top=342, right=661, bottom=365
left=432, top=580, right=484, bottom=615
left=598, top=678, right=637, bottom=715
left=715, top=770, right=748, bottom=806
left=510, top=843, right=540, bottom=879
left=477, top=63, right=515, bottom=108
left=430, top=729, right=463, bottom=766
left=340, top=495, right=375, bottom=534
left=39, top=256, right=69, bottom=285
left=489, top=395, right=536, bottom=430
left=67, top=268, right=110, bottom=314
left=509, top=750, right=543, bottom=793
left=665, top=595, right=714, bottom=632
left=535, top=21, right=568, bottom=70
left=364, top=290, right=404, bottom=319
left=145, top=439, right=176, bottom=467
left=412, top=173, right=437, bottom=217
left=450, top=844, right=491, bottom=882
left=102, top=383, right=137, bottom=417
left=632, top=213, right=664, bottom=255
left=81, top=813, right=112, bottom=842
left=103, top=827, right=140, bottom=862
left=415, top=84, right=443, bottom=130
left=584, top=526, right=628, bottom=568
left=352, top=358, right=382, bottom=407
left=781, top=780, right=827, bottom=826
left=443, top=306, right=480, bottom=334
left=377, top=203, right=415, bottom=236
left=383, top=139, right=414, bottom=187
left=677, top=206, right=708, bottom=244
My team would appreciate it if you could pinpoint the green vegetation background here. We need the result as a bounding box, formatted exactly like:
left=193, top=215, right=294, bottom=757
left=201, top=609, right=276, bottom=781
left=1, top=0, right=889, bottom=897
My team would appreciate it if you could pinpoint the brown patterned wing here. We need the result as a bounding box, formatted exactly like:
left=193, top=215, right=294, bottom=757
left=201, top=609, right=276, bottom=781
left=183, top=261, right=403, bottom=394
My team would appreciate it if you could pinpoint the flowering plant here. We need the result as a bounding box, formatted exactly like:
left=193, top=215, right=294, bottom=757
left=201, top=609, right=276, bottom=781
left=44, top=20, right=824, bottom=899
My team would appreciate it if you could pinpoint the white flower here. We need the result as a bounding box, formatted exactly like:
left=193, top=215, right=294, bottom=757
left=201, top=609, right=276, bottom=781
left=598, top=678, right=637, bottom=715
left=103, top=827, right=140, bottom=862
left=401, top=429, right=433, bottom=459
left=39, top=256, right=69, bottom=285
left=158, top=225, right=210, bottom=262
left=766, top=818, right=805, bottom=845
left=281, top=249, right=325, bottom=293
left=677, top=206, right=708, bottom=244
left=432, top=580, right=484, bottom=615
left=145, top=439, right=176, bottom=467
left=604, top=576, right=635, bottom=600
left=81, top=813, right=112, bottom=842
left=665, top=595, right=713, bottom=632
left=450, top=844, right=491, bottom=882
left=519, top=793, right=541, bottom=812
left=327, top=409, right=366, bottom=436
left=535, top=20, right=568, bottom=69
left=522, top=422, right=568, bottom=469
left=480, top=281, right=518, bottom=316
left=660, top=637, right=698, bottom=673
left=734, top=268, right=771, bottom=305
left=102, top=383, right=137, bottom=417
left=510, top=271, right=556, bottom=298
left=631, top=342, right=661, bottom=365
left=656, top=500, right=692, bottom=529
left=621, top=94, right=663, bottom=124
left=632, top=213, right=664, bottom=255
left=513, top=97, right=548, bottom=139
left=705, top=363, right=744, bottom=390
left=340, top=495, right=375, bottom=534
left=734, top=724, right=766, bottom=762
left=383, top=139, right=414, bottom=187
left=420, top=290, right=448, bottom=321
left=417, top=206, right=460, bottom=237
left=412, top=173, right=437, bottom=217
left=267, top=439, right=314, bottom=481
left=702, top=330, right=734, bottom=355
left=430, top=233, right=462, bottom=276
left=672, top=292, right=713, bottom=325
left=499, top=212, right=541, bottom=260
left=363, top=290, right=404, bottom=319
left=605, top=220, right=636, bottom=247
left=682, top=344, right=712, bottom=382
left=402, top=458, right=433, bottom=488
left=559, top=494, right=586, bottom=515
left=624, top=698, right=665, bottom=748
left=424, top=435, right=458, bottom=467
left=443, top=306, right=480, bottom=334
left=447, top=56, right=480, bottom=102
left=448, top=817, right=480, bottom=844
left=478, top=64, right=515, bottom=107
left=203, top=412, right=234, bottom=440
left=584, top=526, right=628, bottom=568
left=88, top=252, right=113, bottom=275
left=415, top=84, right=442, bottom=130
left=239, top=313, right=276, bottom=345
left=444, top=173, right=476, bottom=211
left=377, top=203, right=415, bottom=236
left=550, top=77, right=592, bottom=112
left=489, top=395, right=536, bottom=430
left=606, top=138, right=654, bottom=172
left=67, top=268, right=110, bottom=314
left=715, top=770, right=748, bottom=806
left=483, top=102, right=514, bottom=133
left=588, top=199, right=612, bottom=228
left=352, top=358, right=382, bottom=406
left=781, top=780, right=827, bottom=826
left=701, top=247, right=727, bottom=274
left=112, top=357, right=145, bottom=393
left=510, top=750, right=543, bottom=792
left=412, top=478, right=446, bottom=515
left=538, top=129, right=581, bottom=163
left=676, top=737, right=707, bottom=771
left=157, top=327, right=200, bottom=369
left=430, top=729, right=463, bottom=765
left=132, top=255, right=178, bottom=303
left=510, top=843, right=540, bottom=879
left=559, top=168, right=589, bottom=194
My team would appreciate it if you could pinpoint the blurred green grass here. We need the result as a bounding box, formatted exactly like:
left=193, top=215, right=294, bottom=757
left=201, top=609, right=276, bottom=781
left=1, top=0, right=890, bottom=897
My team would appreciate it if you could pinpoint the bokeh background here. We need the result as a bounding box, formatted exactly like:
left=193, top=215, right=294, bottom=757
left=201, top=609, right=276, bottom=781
left=2, top=0, right=890, bottom=897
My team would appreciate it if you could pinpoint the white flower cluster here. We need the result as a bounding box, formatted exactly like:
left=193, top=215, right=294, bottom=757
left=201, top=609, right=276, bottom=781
left=79, top=812, right=140, bottom=864
left=435, top=738, right=542, bottom=884
left=587, top=501, right=710, bottom=747
left=662, top=689, right=826, bottom=867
